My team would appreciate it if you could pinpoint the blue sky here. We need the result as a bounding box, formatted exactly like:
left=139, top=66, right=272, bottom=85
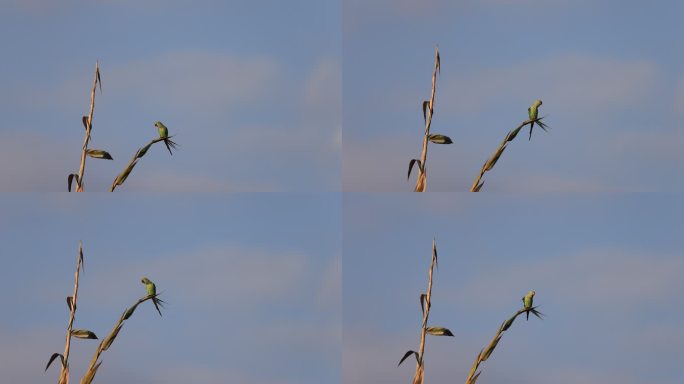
left=0, top=194, right=340, bottom=383
left=343, top=0, right=684, bottom=191
left=343, top=193, right=684, bottom=383
left=0, top=0, right=340, bottom=191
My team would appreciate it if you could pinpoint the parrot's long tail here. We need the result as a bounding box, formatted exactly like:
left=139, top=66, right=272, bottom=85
left=526, top=310, right=530, bottom=321
left=153, top=298, right=163, bottom=316
left=529, top=122, right=534, bottom=141
left=164, top=139, right=173, bottom=155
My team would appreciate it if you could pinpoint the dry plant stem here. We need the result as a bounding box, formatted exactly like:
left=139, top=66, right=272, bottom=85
left=76, top=62, right=99, bottom=192
left=414, top=47, right=439, bottom=192
left=80, top=295, right=156, bottom=384
left=470, top=119, right=536, bottom=192
left=413, top=239, right=437, bottom=384
left=108, top=137, right=167, bottom=192
left=464, top=308, right=527, bottom=384
left=58, top=242, right=84, bottom=384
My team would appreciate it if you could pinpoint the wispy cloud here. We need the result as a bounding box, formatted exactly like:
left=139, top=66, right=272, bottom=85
left=343, top=53, right=681, bottom=192
left=442, top=54, right=659, bottom=118
left=676, top=75, right=684, bottom=116
left=0, top=131, right=77, bottom=191
left=0, top=52, right=341, bottom=191
left=107, top=52, right=280, bottom=112
left=108, top=167, right=280, bottom=192
left=448, top=247, right=684, bottom=313
left=344, top=0, right=583, bottom=31
left=69, top=245, right=313, bottom=311
left=11, top=52, right=279, bottom=114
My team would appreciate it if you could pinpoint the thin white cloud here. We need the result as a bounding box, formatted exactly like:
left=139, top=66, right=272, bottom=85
left=106, top=52, right=280, bottom=112
left=343, top=330, right=478, bottom=384
left=303, top=57, right=341, bottom=121
left=3, top=51, right=279, bottom=115
left=81, top=245, right=313, bottom=311
left=2, top=0, right=220, bottom=15
left=343, top=245, right=683, bottom=383
left=153, top=364, right=302, bottom=384
left=111, top=167, right=280, bottom=192
left=627, top=323, right=684, bottom=357
left=597, top=128, right=684, bottom=164
left=448, top=247, right=684, bottom=313
left=345, top=0, right=583, bottom=31
left=343, top=52, right=681, bottom=192
left=299, top=57, right=342, bottom=184
left=442, top=54, right=659, bottom=118
left=316, top=256, right=342, bottom=312
left=0, top=328, right=59, bottom=383
left=676, top=75, right=684, bottom=116
left=0, top=131, right=77, bottom=191
left=29, top=244, right=322, bottom=311
left=489, top=171, right=635, bottom=192
left=0, top=53, right=342, bottom=191
left=343, top=133, right=415, bottom=191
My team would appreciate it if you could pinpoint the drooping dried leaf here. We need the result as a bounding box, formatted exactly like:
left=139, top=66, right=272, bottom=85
left=86, top=149, right=113, bottom=160
left=67, top=174, right=79, bottom=192
left=96, top=65, right=102, bottom=94
left=136, top=142, right=154, bottom=159
left=71, top=329, right=98, bottom=339
left=102, top=324, right=123, bottom=351
left=79, top=242, right=84, bottom=272
left=114, top=160, right=138, bottom=186
left=420, top=293, right=427, bottom=315
left=427, top=134, right=452, bottom=144
left=45, top=353, right=64, bottom=371
left=484, top=144, right=507, bottom=172
left=500, top=315, right=516, bottom=332
left=432, top=240, right=438, bottom=269
left=82, top=116, right=88, bottom=130
left=123, top=303, right=139, bottom=320
left=425, top=326, right=453, bottom=336
left=507, top=125, right=524, bottom=142
left=422, top=101, right=429, bottom=124
left=481, top=334, right=502, bottom=361
left=398, top=350, right=418, bottom=366
left=66, top=296, right=74, bottom=311
left=408, top=159, right=422, bottom=180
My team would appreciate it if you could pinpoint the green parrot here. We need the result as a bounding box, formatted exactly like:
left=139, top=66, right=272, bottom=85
left=141, top=277, right=164, bottom=316
left=522, top=290, right=535, bottom=321
left=154, top=121, right=178, bottom=155
left=527, top=99, right=543, bottom=140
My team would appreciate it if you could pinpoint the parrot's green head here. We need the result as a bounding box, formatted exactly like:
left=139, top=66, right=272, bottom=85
left=141, top=277, right=151, bottom=284
left=530, top=290, right=536, bottom=297
left=154, top=121, right=162, bottom=128
left=533, top=99, right=542, bottom=108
